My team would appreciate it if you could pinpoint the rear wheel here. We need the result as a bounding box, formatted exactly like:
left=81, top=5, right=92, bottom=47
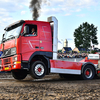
left=30, top=61, right=47, bottom=79
left=12, top=69, right=27, bottom=80
left=82, top=65, right=95, bottom=80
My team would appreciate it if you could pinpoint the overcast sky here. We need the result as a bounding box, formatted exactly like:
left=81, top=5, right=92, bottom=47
left=0, top=0, right=100, bottom=49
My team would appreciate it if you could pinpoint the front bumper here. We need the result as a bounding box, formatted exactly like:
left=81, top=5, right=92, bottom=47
left=0, top=55, right=21, bottom=71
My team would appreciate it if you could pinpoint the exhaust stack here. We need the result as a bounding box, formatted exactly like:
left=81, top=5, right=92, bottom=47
left=47, top=16, right=58, bottom=59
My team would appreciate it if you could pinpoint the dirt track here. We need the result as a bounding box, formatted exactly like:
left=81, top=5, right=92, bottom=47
left=0, top=73, right=100, bottom=100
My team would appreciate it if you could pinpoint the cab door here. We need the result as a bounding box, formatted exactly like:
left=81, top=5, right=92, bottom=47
left=39, top=23, right=52, bottom=52
left=21, top=22, right=40, bottom=61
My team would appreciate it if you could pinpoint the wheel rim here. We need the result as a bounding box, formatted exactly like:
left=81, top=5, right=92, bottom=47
left=84, top=68, right=92, bottom=78
left=35, top=64, right=44, bottom=76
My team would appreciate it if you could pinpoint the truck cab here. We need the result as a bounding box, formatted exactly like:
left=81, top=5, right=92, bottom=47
left=0, top=17, right=58, bottom=80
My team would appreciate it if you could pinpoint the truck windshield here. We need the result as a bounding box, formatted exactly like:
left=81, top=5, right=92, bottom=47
left=3, top=25, right=22, bottom=42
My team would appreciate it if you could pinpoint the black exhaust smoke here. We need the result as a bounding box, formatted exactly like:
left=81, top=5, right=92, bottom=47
left=30, top=0, right=42, bottom=20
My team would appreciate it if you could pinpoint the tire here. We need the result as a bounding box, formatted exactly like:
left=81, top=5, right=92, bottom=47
left=81, top=65, right=95, bottom=80
left=12, top=69, right=27, bottom=80
left=30, top=61, right=47, bottom=79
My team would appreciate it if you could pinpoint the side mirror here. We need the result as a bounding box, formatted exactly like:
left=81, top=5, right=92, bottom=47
left=23, top=26, right=29, bottom=36
left=2, top=34, right=5, bottom=43
left=2, top=34, right=5, bottom=39
left=2, top=34, right=4, bottom=37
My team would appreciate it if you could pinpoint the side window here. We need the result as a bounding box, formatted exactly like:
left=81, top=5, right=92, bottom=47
left=25, top=24, right=37, bottom=36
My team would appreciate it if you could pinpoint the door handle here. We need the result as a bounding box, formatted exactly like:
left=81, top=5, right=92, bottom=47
left=35, top=46, right=39, bottom=49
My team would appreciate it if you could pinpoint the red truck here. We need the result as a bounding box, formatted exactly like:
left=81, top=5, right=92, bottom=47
left=0, top=16, right=100, bottom=80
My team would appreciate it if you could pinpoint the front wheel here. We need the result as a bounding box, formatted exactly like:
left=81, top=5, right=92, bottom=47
left=30, top=61, right=47, bottom=79
left=12, top=69, right=27, bottom=80
left=81, top=65, right=95, bottom=80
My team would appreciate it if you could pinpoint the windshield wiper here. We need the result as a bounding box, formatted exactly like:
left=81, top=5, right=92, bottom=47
left=2, top=35, right=15, bottom=42
left=5, top=35, right=15, bottom=41
left=9, top=35, right=15, bottom=39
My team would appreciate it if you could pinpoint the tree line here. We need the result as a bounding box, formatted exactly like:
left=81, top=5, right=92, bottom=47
left=74, top=22, right=98, bottom=51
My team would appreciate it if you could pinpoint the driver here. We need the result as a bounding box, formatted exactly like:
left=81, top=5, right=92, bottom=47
left=31, top=28, right=36, bottom=35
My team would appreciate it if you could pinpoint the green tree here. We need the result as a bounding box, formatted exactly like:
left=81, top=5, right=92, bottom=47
left=74, top=22, right=98, bottom=51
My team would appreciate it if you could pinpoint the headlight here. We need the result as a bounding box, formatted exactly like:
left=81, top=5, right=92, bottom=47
left=13, top=56, right=17, bottom=61
left=11, top=47, right=16, bottom=55
left=14, top=62, right=16, bottom=64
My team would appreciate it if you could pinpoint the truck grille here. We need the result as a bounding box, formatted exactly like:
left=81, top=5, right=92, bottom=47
left=3, top=49, right=11, bottom=56
left=4, top=58, right=11, bottom=64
